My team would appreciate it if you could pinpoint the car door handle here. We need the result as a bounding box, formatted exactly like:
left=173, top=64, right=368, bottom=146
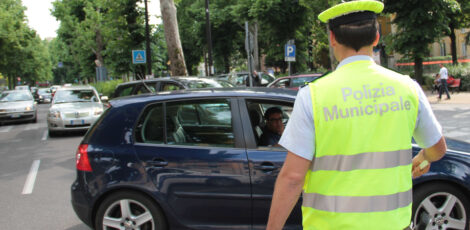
left=146, top=159, right=168, bottom=167
left=255, top=162, right=278, bottom=172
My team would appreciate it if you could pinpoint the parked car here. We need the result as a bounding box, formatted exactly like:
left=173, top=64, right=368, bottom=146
left=37, top=88, right=52, bottom=103
left=71, top=88, right=470, bottom=230
left=112, top=77, right=233, bottom=98
left=267, top=73, right=323, bottom=90
left=0, top=90, right=37, bottom=124
left=47, top=85, right=105, bottom=136
left=50, top=85, right=62, bottom=98
left=228, top=71, right=276, bottom=87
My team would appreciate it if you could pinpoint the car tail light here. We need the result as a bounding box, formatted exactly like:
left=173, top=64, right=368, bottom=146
left=76, top=144, right=92, bottom=172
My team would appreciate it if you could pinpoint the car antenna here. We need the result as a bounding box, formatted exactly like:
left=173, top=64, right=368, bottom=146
left=139, top=74, right=154, bottom=93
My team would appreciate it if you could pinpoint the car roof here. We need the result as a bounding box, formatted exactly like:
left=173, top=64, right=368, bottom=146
left=3, top=90, right=31, bottom=94
left=56, top=85, right=96, bottom=91
left=110, top=87, right=297, bottom=107
left=116, top=77, right=201, bottom=86
left=279, top=73, right=323, bottom=79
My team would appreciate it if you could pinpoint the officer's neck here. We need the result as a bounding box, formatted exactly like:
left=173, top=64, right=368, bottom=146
left=334, top=44, right=373, bottom=63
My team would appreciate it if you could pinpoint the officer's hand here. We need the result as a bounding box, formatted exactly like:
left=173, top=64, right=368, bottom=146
left=412, top=150, right=430, bottom=178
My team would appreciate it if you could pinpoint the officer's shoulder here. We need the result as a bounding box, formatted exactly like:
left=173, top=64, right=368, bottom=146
left=300, top=71, right=332, bottom=88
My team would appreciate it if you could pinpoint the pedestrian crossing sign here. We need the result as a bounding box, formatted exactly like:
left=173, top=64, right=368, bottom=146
left=132, top=50, right=146, bottom=64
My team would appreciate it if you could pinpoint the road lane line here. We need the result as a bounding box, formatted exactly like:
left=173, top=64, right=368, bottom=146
left=22, top=160, right=40, bottom=195
left=41, top=130, right=48, bottom=141
left=0, top=126, right=13, bottom=133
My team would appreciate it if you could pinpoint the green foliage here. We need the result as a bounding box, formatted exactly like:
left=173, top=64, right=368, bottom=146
left=383, top=0, right=460, bottom=83
left=177, top=0, right=318, bottom=74
left=447, top=63, right=470, bottom=91
left=51, top=0, right=169, bottom=82
left=90, top=79, right=123, bottom=97
left=0, top=0, right=52, bottom=88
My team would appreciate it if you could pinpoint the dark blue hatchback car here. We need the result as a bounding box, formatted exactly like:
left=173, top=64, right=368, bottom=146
left=72, top=88, right=470, bottom=230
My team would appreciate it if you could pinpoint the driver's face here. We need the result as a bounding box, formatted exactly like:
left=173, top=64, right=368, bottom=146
left=267, top=113, right=284, bottom=135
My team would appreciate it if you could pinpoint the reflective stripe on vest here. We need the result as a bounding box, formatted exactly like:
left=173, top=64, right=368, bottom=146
left=302, top=188, right=412, bottom=213
left=303, top=60, right=419, bottom=230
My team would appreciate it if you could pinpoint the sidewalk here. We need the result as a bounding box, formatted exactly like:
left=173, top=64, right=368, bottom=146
left=424, top=90, right=470, bottom=105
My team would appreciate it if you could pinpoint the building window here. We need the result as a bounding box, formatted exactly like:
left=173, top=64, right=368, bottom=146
left=462, top=43, right=467, bottom=57
left=440, top=42, right=446, bottom=56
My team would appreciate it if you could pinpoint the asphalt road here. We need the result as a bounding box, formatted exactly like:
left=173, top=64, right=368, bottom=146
left=0, top=101, right=468, bottom=230
left=0, top=104, right=89, bottom=230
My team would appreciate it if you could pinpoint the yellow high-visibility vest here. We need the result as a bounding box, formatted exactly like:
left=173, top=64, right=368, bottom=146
left=303, top=60, right=419, bottom=230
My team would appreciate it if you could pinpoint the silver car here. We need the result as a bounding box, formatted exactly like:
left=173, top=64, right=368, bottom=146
left=47, top=86, right=105, bottom=136
left=0, top=90, right=37, bottom=124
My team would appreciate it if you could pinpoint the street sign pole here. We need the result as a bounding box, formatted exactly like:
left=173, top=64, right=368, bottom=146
left=285, top=40, right=295, bottom=76
left=245, top=21, right=254, bottom=87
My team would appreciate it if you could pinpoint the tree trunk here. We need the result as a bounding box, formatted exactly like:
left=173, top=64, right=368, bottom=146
left=414, top=56, right=424, bottom=85
left=450, top=23, right=458, bottom=65
left=224, top=55, right=230, bottom=73
left=160, top=0, right=188, bottom=76
left=95, top=29, right=104, bottom=66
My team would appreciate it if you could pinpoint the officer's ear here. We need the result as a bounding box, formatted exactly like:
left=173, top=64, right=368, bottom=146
left=372, top=31, right=380, bottom=47
left=329, top=30, right=337, bottom=48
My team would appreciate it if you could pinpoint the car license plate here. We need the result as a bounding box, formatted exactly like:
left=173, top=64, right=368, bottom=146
left=70, top=120, right=84, bottom=125
left=11, top=114, right=20, bottom=118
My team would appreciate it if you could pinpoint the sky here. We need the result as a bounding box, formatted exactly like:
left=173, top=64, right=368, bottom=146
left=23, top=0, right=161, bottom=39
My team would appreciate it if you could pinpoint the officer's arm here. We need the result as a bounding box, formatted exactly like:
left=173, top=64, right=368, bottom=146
left=267, top=151, right=311, bottom=230
left=412, top=136, right=447, bottom=178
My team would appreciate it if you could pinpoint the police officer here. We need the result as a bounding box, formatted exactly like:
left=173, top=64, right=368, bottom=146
left=266, top=1, right=447, bottom=229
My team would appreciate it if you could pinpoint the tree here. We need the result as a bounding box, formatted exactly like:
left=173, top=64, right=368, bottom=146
left=384, top=0, right=455, bottom=84
left=444, top=0, right=470, bottom=65
left=0, top=0, right=52, bottom=88
left=160, top=0, right=188, bottom=76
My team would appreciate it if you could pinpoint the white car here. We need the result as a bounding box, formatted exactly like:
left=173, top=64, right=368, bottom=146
left=0, top=90, right=37, bottom=124
left=47, top=86, right=105, bottom=136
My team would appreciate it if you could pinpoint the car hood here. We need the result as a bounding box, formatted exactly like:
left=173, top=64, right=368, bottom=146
left=0, top=101, right=34, bottom=109
left=51, top=102, right=103, bottom=111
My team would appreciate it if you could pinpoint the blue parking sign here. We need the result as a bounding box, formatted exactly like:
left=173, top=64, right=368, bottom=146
left=132, top=50, right=146, bottom=64
left=285, top=45, right=296, bottom=62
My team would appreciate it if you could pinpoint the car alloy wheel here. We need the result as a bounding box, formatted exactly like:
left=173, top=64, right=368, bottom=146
left=413, top=183, right=469, bottom=230
left=95, top=191, right=166, bottom=230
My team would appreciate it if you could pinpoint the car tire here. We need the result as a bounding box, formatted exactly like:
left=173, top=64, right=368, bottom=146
left=412, top=183, right=469, bottom=230
left=48, top=129, right=58, bottom=137
left=95, top=191, right=167, bottom=230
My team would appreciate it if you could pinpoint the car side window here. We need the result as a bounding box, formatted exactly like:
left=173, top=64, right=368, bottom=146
left=137, top=104, right=164, bottom=144
left=136, top=99, right=234, bottom=147
left=275, top=79, right=290, bottom=88
left=117, top=85, right=134, bottom=97
left=135, top=84, right=155, bottom=95
left=168, top=99, right=234, bottom=147
left=161, top=83, right=182, bottom=92
left=246, top=100, right=293, bottom=149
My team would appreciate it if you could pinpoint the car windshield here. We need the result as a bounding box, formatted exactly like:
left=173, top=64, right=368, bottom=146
left=54, top=90, right=98, bottom=103
left=186, top=79, right=224, bottom=89
left=0, top=91, right=33, bottom=102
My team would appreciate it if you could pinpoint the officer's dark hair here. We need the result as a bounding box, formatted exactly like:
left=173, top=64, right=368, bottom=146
left=264, top=107, right=283, bottom=120
left=329, top=13, right=379, bottom=52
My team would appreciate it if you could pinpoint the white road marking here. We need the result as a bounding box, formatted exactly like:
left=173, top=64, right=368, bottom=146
left=0, top=126, right=13, bottom=133
left=41, top=130, right=48, bottom=141
left=22, top=160, right=40, bottom=195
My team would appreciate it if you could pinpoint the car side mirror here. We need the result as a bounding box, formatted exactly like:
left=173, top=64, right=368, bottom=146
left=100, top=96, right=109, bottom=102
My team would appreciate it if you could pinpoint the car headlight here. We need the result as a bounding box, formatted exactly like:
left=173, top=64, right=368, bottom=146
left=94, top=108, right=103, bottom=116
left=25, top=106, right=32, bottom=111
left=49, top=111, right=61, bottom=118
left=39, top=95, right=43, bottom=99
